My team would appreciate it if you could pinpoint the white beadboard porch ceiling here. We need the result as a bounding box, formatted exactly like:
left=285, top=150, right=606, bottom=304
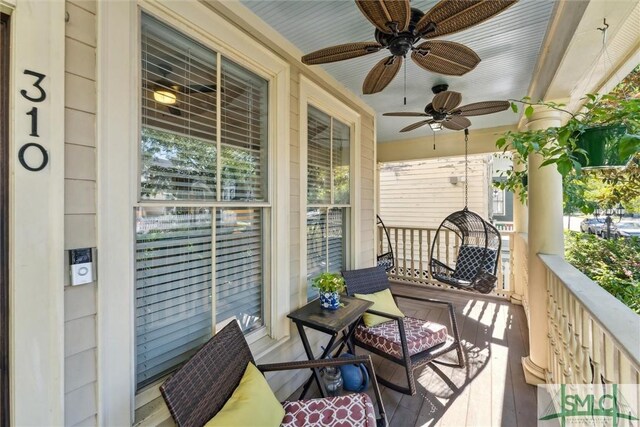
left=241, top=0, right=555, bottom=142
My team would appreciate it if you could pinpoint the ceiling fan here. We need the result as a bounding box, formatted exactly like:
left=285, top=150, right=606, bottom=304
left=383, top=84, right=510, bottom=131
left=301, top=0, right=517, bottom=95
left=147, top=63, right=216, bottom=116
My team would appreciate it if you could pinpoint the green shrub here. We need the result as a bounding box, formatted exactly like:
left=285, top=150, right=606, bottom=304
left=565, top=231, right=640, bottom=313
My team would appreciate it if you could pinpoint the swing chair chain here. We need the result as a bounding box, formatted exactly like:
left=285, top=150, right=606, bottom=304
left=464, top=128, right=469, bottom=208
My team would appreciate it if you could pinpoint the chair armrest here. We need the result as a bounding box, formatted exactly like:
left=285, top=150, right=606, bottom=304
left=257, top=356, right=387, bottom=427
left=365, top=308, right=403, bottom=321
left=257, top=355, right=372, bottom=373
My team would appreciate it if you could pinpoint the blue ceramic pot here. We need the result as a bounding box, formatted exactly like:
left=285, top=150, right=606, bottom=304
left=319, top=291, right=340, bottom=310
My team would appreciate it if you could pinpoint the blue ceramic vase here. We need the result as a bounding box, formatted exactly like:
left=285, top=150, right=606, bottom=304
left=319, top=291, right=340, bottom=310
left=338, top=353, right=370, bottom=392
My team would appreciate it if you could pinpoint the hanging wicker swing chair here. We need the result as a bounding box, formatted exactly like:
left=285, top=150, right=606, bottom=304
left=429, top=129, right=502, bottom=294
left=376, top=215, right=394, bottom=272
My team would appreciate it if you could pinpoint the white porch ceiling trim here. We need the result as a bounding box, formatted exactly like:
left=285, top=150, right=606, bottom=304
left=377, top=124, right=517, bottom=163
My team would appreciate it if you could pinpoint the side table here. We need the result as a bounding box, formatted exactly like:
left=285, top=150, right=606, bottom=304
left=287, top=295, right=373, bottom=399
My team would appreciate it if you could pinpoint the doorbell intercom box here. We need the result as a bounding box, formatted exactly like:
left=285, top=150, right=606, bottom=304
left=69, top=248, right=94, bottom=286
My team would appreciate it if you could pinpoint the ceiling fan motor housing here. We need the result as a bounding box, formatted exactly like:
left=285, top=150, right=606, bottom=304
left=432, top=84, right=449, bottom=94
left=374, top=8, right=427, bottom=57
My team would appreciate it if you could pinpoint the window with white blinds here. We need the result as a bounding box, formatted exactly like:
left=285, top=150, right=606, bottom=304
left=136, top=13, right=270, bottom=391
left=135, top=209, right=212, bottom=389
left=221, top=59, right=268, bottom=201
left=216, top=208, right=263, bottom=332
left=141, top=15, right=217, bottom=201
left=306, top=106, right=351, bottom=300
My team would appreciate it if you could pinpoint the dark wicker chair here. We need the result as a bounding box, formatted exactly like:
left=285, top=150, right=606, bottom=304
left=342, top=266, right=464, bottom=396
left=160, top=321, right=387, bottom=427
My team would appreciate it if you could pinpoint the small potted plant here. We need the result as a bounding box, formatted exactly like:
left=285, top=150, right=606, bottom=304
left=312, top=272, right=346, bottom=310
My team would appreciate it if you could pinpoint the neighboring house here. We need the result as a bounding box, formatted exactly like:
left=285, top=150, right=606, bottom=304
left=490, top=153, right=515, bottom=225
left=378, top=154, right=493, bottom=229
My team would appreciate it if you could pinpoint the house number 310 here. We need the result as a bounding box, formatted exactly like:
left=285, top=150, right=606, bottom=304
left=18, top=69, right=49, bottom=172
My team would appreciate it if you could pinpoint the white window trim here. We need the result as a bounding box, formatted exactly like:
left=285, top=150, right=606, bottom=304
left=299, top=75, right=361, bottom=308
left=98, top=1, right=289, bottom=424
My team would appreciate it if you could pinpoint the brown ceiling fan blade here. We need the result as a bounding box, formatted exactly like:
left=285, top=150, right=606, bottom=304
left=411, top=41, right=480, bottom=76
left=355, top=0, right=411, bottom=34
left=452, top=100, right=510, bottom=116
left=416, top=0, right=518, bottom=38
left=383, top=112, right=430, bottom=117
left=442, top=115, right=471, bottom=131
left=363, top=55, right=402, bottom=94
left=400, top=119, right=433, bottom=132
left=432, top=90, right=462, bottom=112
left=302, top=42, right=382, bottom=65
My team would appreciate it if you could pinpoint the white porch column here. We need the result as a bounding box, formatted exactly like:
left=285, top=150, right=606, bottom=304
left=510, top=155, right=528, bottom=305
left=522, top=107, right=565, bottom=385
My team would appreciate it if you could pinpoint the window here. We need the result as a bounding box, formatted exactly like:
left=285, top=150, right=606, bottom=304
left=136, top=14, right=269, bottom=390
left=306, top=106, right=350, bottom=300
left=492, top=188, right=505, bottom=216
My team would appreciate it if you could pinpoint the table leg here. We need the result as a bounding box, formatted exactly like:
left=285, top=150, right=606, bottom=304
left=296, top=322, right=336, bottom=399
left=342, top=320, right=360, bottom=355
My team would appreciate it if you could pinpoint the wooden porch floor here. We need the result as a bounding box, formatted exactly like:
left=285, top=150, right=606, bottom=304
left=291, top=283, right=537, bottom=427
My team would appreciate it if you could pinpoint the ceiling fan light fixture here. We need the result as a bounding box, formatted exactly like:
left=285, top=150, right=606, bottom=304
left=153, top=89, right=177, bottom=105
left=429, top=122, right=442, bottom=131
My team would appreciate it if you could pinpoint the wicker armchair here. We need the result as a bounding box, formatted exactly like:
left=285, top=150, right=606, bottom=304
left=160, top=321, right=387, bottom=427
left=342, top=266, right=465, bottom=396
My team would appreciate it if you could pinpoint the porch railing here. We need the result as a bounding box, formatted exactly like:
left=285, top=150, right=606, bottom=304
left=378, top=224, right=512, bottom=298
left=540, top=254, right=640, bottom=385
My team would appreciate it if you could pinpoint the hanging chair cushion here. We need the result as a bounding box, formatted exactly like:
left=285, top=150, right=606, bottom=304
left=376, top=252, right=394, bottom=272
left=452, top=246, right=498, bottom=281
left=354, top=317, right=448, bottom=359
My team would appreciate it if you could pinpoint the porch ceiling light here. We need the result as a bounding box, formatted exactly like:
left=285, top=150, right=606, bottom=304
left=429, top=122, right=442, bottom=132
left=153, top=89, right=177, bottom=105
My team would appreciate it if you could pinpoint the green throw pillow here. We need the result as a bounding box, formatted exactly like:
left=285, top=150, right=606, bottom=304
left=354, top=288, right=405, bottom=327
left=205, top=362, right=285, bottom=427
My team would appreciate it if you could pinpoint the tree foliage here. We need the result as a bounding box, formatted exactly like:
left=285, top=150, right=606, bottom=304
left=565, top=231, right=640, bottom=314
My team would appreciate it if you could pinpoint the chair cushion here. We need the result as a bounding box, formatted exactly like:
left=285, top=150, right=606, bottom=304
left=354, top=317, right=448, bottom=359
left=281, top=393, right=376, bottom=427
left=205, top=363, right=285, bottom=427
left=376, top=252, right=394, bottom=271
left=354, top=289, right=405, bottom=327
left=453, top=246, right=498, bottom=281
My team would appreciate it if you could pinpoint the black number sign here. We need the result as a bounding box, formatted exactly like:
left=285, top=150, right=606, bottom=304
left=18, top=143, right=48, bottom=172
left=20, top=70, right=46, bottom=102
left=19, top=70, right=47, bottom=171
left=26, top=107, right=38, bottom=137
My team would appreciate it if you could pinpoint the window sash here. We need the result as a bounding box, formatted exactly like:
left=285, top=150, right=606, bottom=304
left=306, top=207, right=347, bottom=301
left=140, top=14, right=268, bottom=203
left=136, top=13, right=270, bottom=391
left=305, top=104, right=351, bottom=300
left=135, top=209, right=213, bottom=389
left=215, top=208, right=264, bottom=333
